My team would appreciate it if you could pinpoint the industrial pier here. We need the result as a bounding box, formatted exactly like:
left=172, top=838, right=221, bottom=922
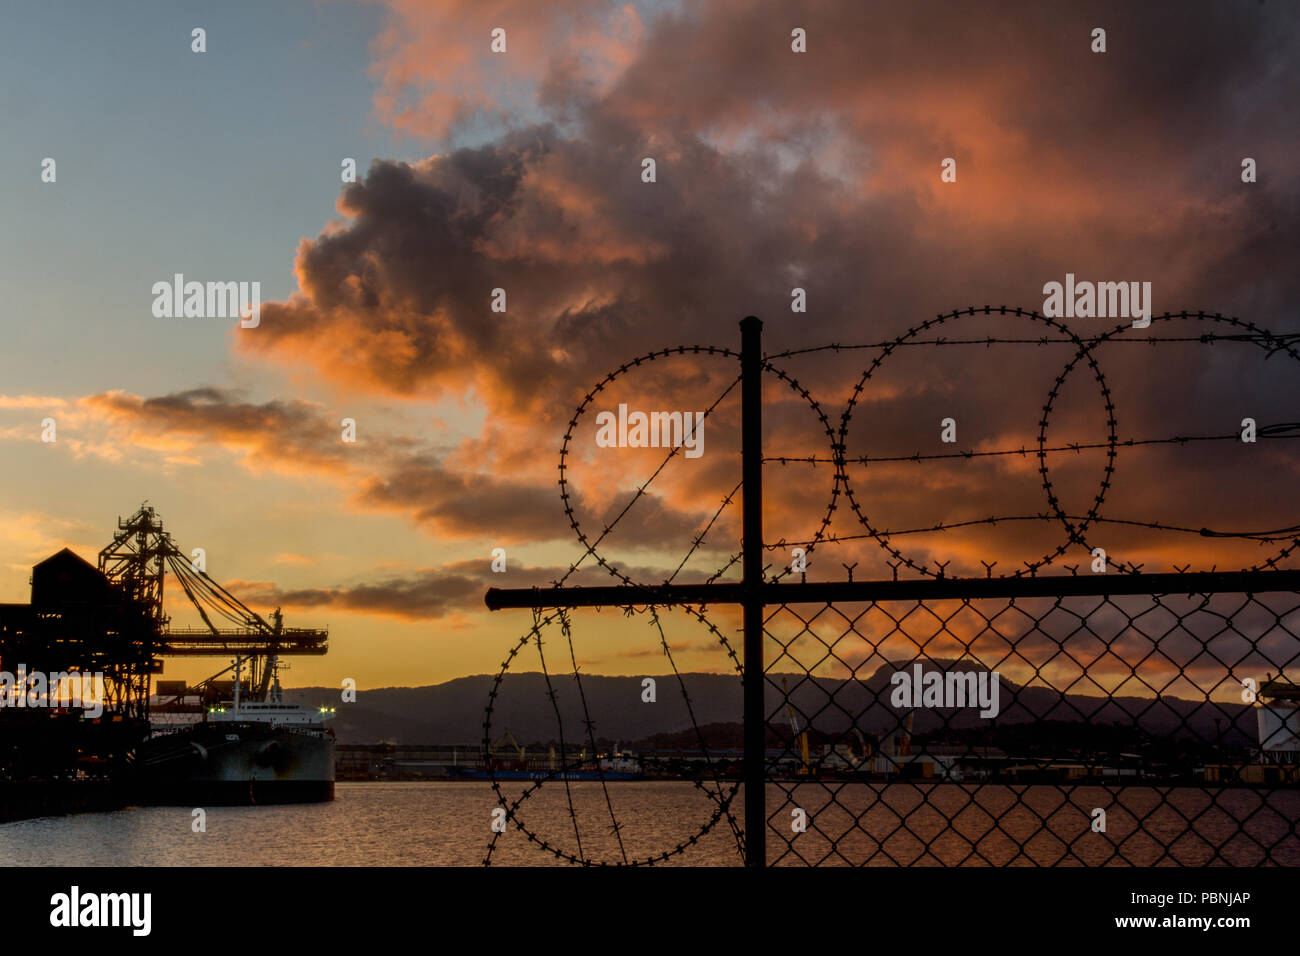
left=0, top=505, right=328, bottom=823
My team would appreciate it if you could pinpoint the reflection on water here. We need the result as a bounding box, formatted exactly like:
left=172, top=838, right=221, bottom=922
left=0, top=782, right=1294, bottom=866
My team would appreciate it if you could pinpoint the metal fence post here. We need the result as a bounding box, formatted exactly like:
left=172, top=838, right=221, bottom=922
left=740, top=315, right=765, bottom=868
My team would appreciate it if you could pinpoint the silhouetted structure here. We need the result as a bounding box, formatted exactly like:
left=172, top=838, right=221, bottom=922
left=0, top=505, right=329, bottom=783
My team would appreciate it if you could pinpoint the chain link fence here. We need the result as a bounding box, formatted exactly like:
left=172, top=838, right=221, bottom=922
left=484, top=309, right=1300, bottom=866
left=765, top=587, right=1300, bottom=866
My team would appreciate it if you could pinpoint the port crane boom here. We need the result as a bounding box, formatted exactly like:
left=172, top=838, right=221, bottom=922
left=98, top=504, right=328, bottom=699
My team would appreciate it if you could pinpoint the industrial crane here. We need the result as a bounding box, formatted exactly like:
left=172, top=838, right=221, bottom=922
left=97, top=504, right=328, bottom=703
left=488, top=728, right=528, bottom=769
left=781, top=677, right=811, bottom=776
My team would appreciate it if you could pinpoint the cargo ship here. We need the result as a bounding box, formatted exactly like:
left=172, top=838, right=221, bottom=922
left=134, top=655, right=336, bottom=805
left=445, top=736, right=645, bottom=781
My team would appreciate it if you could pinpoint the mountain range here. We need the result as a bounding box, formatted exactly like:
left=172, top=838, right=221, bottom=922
left=284, top=659, right=1255, bottom=748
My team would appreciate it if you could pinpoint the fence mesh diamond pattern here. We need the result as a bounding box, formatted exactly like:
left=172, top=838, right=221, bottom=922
left=764, top=590, right=1300, bottom=866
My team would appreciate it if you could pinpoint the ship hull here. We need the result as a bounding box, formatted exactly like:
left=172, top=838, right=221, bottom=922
left=134, top=722, right=335, bottom=805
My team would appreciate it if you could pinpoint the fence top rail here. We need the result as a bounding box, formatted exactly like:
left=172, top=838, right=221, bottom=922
left=483, top=568, right=1300, bottom=610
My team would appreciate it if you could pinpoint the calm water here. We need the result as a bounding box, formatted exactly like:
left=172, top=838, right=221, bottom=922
left=0, top=782, right=1296, bottom=866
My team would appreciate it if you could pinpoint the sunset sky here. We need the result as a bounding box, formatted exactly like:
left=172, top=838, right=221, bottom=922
left=1, top=0, right=1297, bottom=691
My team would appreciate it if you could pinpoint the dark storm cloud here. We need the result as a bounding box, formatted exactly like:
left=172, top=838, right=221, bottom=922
left=237, top=0, right=1300, bottom=574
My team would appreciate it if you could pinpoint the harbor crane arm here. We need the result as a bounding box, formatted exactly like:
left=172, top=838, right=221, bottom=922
left=97, top=504, right=327, bottom=658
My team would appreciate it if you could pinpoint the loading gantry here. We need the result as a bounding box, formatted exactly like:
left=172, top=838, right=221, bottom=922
left=98, top=504, right=328, bottom=701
